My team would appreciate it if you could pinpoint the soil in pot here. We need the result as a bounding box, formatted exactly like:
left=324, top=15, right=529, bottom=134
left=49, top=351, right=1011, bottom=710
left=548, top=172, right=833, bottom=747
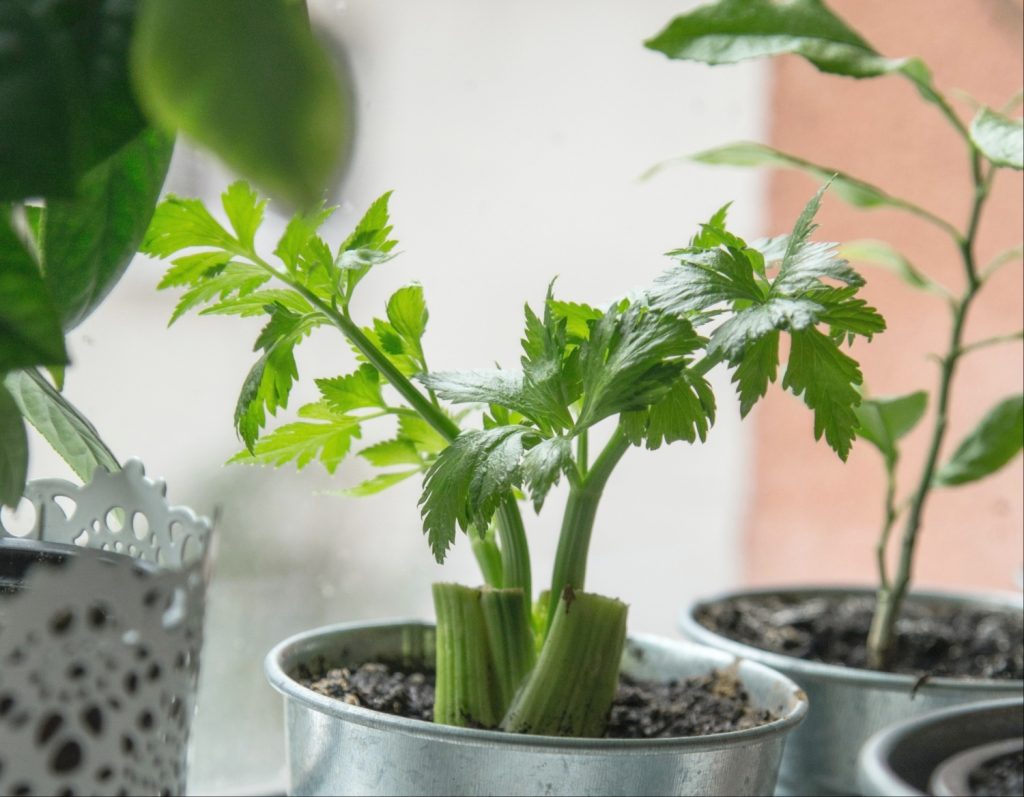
left=294, top=660, right=777, bottom=738
left=968, top=750, right=1024, bottom=797
left=696, top=594, right=1023, bottom=679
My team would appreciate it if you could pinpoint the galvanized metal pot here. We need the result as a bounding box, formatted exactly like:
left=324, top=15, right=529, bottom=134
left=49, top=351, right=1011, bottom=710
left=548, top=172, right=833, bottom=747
left=679, top=587, right=1023, bottom=797
left=857, top=697, right=1023, bottom=796
left=266, top=619, right=809, bottom=796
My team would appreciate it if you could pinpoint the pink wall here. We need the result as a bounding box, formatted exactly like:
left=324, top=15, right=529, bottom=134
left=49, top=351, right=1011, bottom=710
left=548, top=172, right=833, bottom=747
left=747, top=0, right=1024, bottom=591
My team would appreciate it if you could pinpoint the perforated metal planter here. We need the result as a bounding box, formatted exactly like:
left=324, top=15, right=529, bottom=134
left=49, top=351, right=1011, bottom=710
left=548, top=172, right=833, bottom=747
left=0, top=460, right=212, bottom=797
left=266, top=620, right=808, bottom=796
left=680, top=587, right=1023, bottom=797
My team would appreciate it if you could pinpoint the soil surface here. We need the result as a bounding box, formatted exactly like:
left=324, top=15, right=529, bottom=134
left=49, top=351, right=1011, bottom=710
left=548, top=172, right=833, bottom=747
left=696, top=594, right=1023, bottom=679
left=296, top=661, right=777, bottom=738
left=969, top=750, right=1023, bottom=797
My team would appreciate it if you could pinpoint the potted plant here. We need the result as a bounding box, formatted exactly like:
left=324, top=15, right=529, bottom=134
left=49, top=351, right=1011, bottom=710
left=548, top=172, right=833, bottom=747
left=643, top=1, right=1024, bottom=794
left=0, top=1, right=347, bottom=793
left=145, top=171, right=887, bottom=794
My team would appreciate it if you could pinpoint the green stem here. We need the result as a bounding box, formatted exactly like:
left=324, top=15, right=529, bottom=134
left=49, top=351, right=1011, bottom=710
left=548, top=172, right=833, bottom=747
left=480, top=587, right=536, bottom=710
left=470, top=525, right=504, bottom=589
left=545, top=426, right=631, bottom=633
left=874, top=460, right=899, bottom=593
left=502, top=589, right=627, bottom=737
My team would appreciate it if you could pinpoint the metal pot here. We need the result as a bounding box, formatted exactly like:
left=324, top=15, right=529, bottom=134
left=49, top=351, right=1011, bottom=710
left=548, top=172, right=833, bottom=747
left=679, top=586, right=1023, bottom=797
left=929, top=737, right=1023, bottom=797
left=857, top=697, right=1023, bottom=796
left=265, top=619, right=809, bottom=796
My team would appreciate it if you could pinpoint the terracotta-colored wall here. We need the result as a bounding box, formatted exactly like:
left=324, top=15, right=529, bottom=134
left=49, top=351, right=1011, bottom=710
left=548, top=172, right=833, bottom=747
left=747, top=0, right=1024, bottom=591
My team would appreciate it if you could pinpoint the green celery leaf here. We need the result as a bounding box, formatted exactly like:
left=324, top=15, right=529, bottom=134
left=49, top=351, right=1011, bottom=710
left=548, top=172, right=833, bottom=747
left=969, top=107, right=1023, bottom=170
left=341, top=469, right=420, bottom=497
left=854, top=390, right=928, bottom=463
left=732, top=331, right=779, bottom=416
left=547, top=300, right=603, bottom=341
left=201, top=289, right=313, bottom=318
left=419, top=426, right=533, bottom=562
left=643, top=371, right=717, bottom=448
left=934, top=395, right=1023, bottom=486
left=399, top=415, right=448, bottom=456
left=0, top=381, right=28, bottom=507
left=0, top=0, right=146, bottom=199
left=131, top=0, right=349, bottom=208
left=650, top=246, right=764, bottom=315
left=274, top=204, right=336, bottom=271
left=520, top=436, right=572, bottom=512
left=645, top=0, right=899, bottom=78
left=782, top=327, right=864, bottom=460
left=386, top=284, right=429, bottom=353
left=169, top=262, right=270, bottom=324
left=840, top=239, right=946, bottom=295
left=44, top=128, right=174, bottom=330
left=356, top=318, right=423, bottom=377
left=230, top=405, right=361, bottom=473
left=142, top=196, right=237, bottom=257
left=4, top=369, right=119, bottom=482
left=0, top=211, right=68, bottom=372
left=158, top=251, right=233, bottom=290
left=358, top=439, right=423, bottom=467
left=710, top=298, right=822, bottom=359
left=316, top=364, right=385, bottom=413
left=337, top=192, right=398, bottom=299
left=221, top=181, right=268, bottom=250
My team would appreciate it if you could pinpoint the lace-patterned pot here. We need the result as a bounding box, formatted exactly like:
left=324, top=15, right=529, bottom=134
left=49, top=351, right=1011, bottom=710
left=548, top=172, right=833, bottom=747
left=0, top=460, right=212, bottom=797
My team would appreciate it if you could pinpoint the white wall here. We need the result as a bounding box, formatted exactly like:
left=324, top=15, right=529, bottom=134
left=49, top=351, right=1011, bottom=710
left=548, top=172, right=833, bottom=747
left=24, top=2, right=768, bottom=790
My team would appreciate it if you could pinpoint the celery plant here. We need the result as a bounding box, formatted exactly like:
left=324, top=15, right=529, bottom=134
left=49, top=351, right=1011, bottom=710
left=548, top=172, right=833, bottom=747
left=145, top=182, right=883, bottom=735
left=647, top=0, right=1023, bottom=670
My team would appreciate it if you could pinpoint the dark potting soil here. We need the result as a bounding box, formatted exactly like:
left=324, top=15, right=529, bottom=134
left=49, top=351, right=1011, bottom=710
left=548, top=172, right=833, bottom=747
left=696, top=594, right=1024, bottom=679
left=297, top=661, right=776, bottom=738
left=969, top=750, right=1024, bottom=797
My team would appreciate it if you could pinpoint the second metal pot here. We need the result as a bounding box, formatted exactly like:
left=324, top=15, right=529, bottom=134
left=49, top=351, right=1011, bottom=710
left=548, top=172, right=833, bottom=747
left=679, top=586, right=1023, bottom=796
left=266, top=619, right=808, bottom=796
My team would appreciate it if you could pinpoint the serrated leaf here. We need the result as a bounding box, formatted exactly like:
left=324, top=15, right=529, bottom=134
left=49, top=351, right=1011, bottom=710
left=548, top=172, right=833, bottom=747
left=358, top=439, right=423, bottom=467
left=710, top=298, right=822, bottom=359
left=645, top=0, right=900, bottom=78
left=230, top=412, right=362, bottom=474
left=158, top=251, right=234, bottom=290
left=782, top=327, right=863, bottom=460
left=855, top=390, right=928, bottom=463
left=221, top=180, right=267, bottom=250
left=521, top=436, right=572, bottom=512
left=644, top=371, right=716, bottom=448
left=732, top=331, right=779, bottom=416
left=934, top=395, right=1023, bottom=486
left=970, top=107, right=1023, bottom=170
left=316, top=364, right=385, bottom=413
left=547, top=300, right=603, bottom=341
left=419, top=426, right=532, bottom=562
left=169, top=262, right=270, bottom=324
left=386, top=284, right=428, bottom=350
left=0, top=381, right=28, bottom=507
left=338, top=191, right=398, bottom=299
left=274, top=204, right=336, bottom=271
left=399, top=414, right=448, bottom=456
left=341, top=469, right=420, bottom=497
left=142, top=195, right=237, bottom=257
left=356, top=318, right=420, bottom=376
left=650, top=247, right=764, bottom=315
left=201, top=288, right=313, bottom=318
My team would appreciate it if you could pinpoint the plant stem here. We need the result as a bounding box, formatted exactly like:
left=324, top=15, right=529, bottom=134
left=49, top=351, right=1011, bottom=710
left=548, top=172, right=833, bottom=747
left=874, top=461, right=898, bottom=592
left=480, top=587, right=536, bottom=710
left=866, top=152, right=991, bottom=668
left=545, top=426, right=631, bottom=633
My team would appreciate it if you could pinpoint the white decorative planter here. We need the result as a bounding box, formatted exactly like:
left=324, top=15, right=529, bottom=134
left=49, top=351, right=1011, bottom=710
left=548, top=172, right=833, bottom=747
left=0, top=460, right=212, bottom=797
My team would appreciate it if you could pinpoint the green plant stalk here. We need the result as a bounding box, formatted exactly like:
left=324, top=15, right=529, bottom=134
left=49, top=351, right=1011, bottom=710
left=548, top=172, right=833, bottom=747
left=866, top=152, right=991, bottom=668
left=470, top=525, right=505, bottom=589
left=480, top=587, right=536, bottom=710
left=545, top=425, right=631, bottom=634
left=502, top=589, right=627, bottom=737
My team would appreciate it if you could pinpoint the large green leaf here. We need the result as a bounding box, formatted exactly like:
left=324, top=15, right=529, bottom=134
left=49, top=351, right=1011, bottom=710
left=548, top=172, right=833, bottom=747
left=970, top=107, right=1023, bottom=171
left=934, top=395, right=1024, bottom=486
left=840, top=240, right=948, bottom=297
left=43, top=128, right=174, bottom=330
left=0, top=0, right=146, bottom=200
left=4, top=369, right=119, bottom=483
left=131, top=0, right=349, bottom=208
left=0, top=211, right=68, bottom=372
left=0, top=381, right=28, bottom=508
left=854, top=391, right=928, bottom=464
left=644, top=0, right=897, bottom=77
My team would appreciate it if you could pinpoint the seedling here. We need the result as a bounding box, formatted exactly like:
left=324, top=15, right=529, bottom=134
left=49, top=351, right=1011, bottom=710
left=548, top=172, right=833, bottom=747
left=146, top=182, right=882, bottom=734
left=646, top=0, right=1023, bottom=668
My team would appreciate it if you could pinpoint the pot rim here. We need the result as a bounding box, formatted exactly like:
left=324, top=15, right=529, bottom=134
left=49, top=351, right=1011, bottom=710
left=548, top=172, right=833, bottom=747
left=929, top=736, right=1024, bottom=797
left=857, top=696, right=1024, bottom=797
left=265, top=618, right=808, bottom=754
left=679, top=584, right=1024, bottom=693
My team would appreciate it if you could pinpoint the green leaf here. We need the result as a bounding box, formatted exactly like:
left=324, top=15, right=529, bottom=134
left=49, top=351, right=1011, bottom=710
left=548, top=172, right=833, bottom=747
left=782, top=327, right=863, bottom=460
left=0, top=211, right=68, bottom=372
left=520, top=436, right=572, bottom=512
left=229, top=408, right=362, bottom=474
left=419, top=426, right=532, bottom=562
left=840, top=239, right=947, bottom=296
left=201, top=289, right=313, bottom=318
left=642, top=371, right=717, bottom=448
left=732, top=331, right=779, bottom=416
left=337, top=192, right=398, bottom=300
left=274, top=204, right=336, bottom=272
left=158, top=251, right=234, bottom=290
left=650, top=246, right=764, bottom=315
left=969, top=107, right=1023, bottom=170
left=44, top=128, right=174, bottom=330
left=854, top=390, right=928, bottom=464
left=4, top=369, right=119, bottom=482
left=0, top=381, right=28, bottom=507
left=399, top=415, right=448, bottom=456
left=710, top=298, right=823, bottom=359
left=131, top=0, right=350, bottom=208
left=645, top=0, right=899, bottom=78
left=684, top=142, right=900, bottom=210
left=221, top=181, right=268, bottom=250
left=169, top=262, right=270, bottom=324
left=386, top=284, right=429, bottom=352
left=358, top=439, right=423, bottom=467
left=341, top=469, right=420, bottom=497
left=316, top=365, right=385, bottom=413
left=547, top=300, right=603, bottom=341
left=934, top=395, right=1023, bottom=486
left=357, top=319, right=421, bottom=377
left=0, top=0, right=147, bottom=200
left=142, top=196, right=237, bottom=257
